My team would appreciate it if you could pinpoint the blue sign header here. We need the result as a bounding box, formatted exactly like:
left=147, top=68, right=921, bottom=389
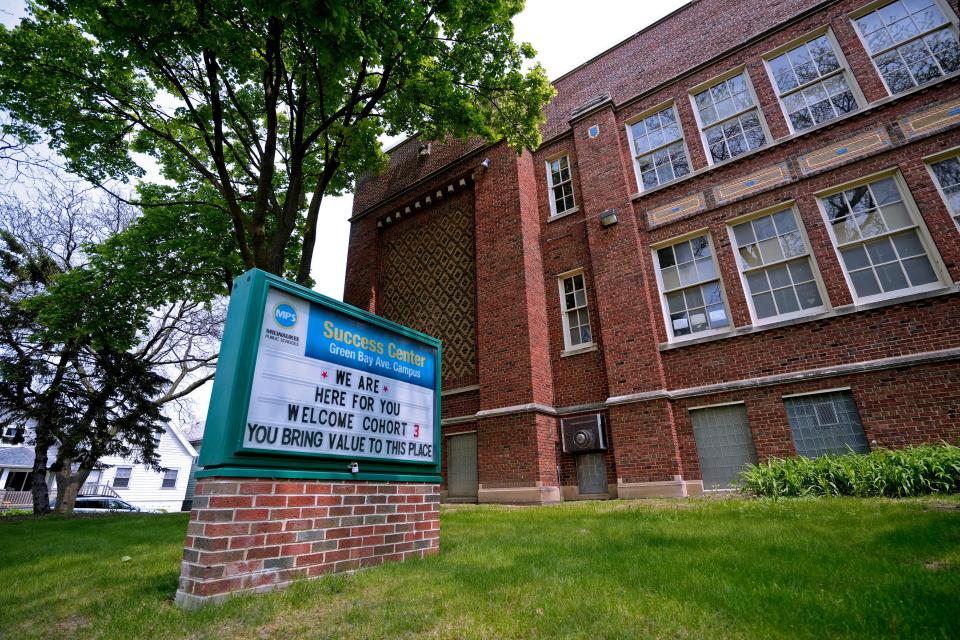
left=304, top=303, right=437, bottom=389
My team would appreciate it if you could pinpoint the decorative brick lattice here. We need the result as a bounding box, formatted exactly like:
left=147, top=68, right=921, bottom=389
left=175, top=478, right=440, bottom=608
left=380, top=196, right=477, bottom=388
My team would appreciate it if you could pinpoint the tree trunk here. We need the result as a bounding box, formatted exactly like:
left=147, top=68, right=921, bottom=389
left=30, top=438, right=52, bottom=515
left=53, top=463, right=93, bottom=515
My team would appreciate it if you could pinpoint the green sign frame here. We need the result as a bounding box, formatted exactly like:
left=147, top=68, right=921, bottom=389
left=196, top=269, right=442, bottom=482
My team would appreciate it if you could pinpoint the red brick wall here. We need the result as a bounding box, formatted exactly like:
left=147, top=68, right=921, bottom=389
left=672, top=360, right=960, bottom=481
left=176, top=478, right=439, bottom=606
left=346, top=0, right=960, bottom=499
left=473, top=145, right=555, bottom=410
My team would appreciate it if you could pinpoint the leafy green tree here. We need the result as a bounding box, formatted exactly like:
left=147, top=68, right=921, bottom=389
left=0, top=188, right=224, bottom=514
left=0, top=0, right=553, bottom=284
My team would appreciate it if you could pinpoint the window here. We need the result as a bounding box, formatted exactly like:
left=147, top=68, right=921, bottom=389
left=928, top=153, right=960, bottom=227
left=692, top=71, right=768, bottom=163
left=559, top=272, right=592, bottom=350
left=852, top=0, right=960, bottom=95
left=690, top=404, right=758, bottom=489
left=766, top=31, right=860, bottom=132
left=161, top=469, right=178, bottom=489
left=546, top=155, right=576, bottom=216
left=818, top=172, right=945, bottom=302
left=784, top=390, right=870, bottom=458
left=113, top=467, right=132, bottom=489
left=3, top=471, right=31, bottom=491
left=654, top=234, right=730, bottom=339
left=1, top=425, right=16, bottom=440
left=730, top=206, right=827, bottom=323
left=628, top=104, right=691, bottom=191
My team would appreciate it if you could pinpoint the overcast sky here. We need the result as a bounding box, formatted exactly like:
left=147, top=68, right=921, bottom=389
left=0, top=0, right=689, bottom=422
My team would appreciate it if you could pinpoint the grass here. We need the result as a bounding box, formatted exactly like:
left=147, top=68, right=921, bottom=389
left=0, top=497, right=959, bottom=639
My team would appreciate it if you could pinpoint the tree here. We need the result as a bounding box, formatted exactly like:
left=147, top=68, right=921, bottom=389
left=0, top=186, right=224, bottom=514
left=0, top=1, right=554, bottom=284
left=0, top=184, right=131, bottom=514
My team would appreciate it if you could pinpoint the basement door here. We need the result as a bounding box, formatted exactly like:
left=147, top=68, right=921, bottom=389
left=447, top=432, right=478, bottom=500
left=690, top=404, right=758, bottom=490
left=576, top=453, right=608, bottom=495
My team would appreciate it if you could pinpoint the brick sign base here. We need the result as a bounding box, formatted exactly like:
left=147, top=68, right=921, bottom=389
left=175, top=477, right=440, bottom=609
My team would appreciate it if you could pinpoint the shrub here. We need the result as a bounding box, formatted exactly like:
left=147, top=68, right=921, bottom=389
left=739, top=443, right=960, bottom=498
left=0, top=509, right=32, bottom=518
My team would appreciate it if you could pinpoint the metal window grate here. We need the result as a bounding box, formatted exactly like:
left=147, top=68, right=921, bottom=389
left=813, top=401, right=839, bottom=426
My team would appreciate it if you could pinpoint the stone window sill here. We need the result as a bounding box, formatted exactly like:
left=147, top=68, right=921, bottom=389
left=658, top=283, right=959, bottom=352
left=561, top=344, right=598, bottom=358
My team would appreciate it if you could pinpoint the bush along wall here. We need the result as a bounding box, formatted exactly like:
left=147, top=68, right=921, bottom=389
left=739, top=444, right=960, bottom=498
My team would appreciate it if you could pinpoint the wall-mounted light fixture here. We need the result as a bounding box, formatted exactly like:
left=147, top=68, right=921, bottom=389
left=599, top=208, right=618, bottom=227
left=479, top=157, right=491, bottom=169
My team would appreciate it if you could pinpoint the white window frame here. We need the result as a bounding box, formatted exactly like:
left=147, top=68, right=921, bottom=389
left=651, top=230, right=733, bottom=343
left=762, top=26, right=867, bottom=135
left=814, top=168, right=950, bottom=305
left=923, top=145, right=960, bottom=232
left=161, top=468, right=179, bottom=490
left=849, top=0, right=960, bottom=96
left=545, top=154, right=578, bottom=217
left=726, top=202, right=831, bottom=326
left=625, top=100, right=694, bottom=193
left=688, top=66, right=772, bottom=166
left=113, top=466, right=132, bottom=489
left=1, top=425, right=17, bottom=439
left=558, top=269, right=594, bottom=352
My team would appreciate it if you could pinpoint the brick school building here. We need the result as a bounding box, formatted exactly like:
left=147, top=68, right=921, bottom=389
left=343, top=0, right=960, bottom=503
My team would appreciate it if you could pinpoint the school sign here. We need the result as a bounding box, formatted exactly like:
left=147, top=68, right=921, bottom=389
left=177, top=270, right=442, bottom=608
left=197, top=269, right=441, bottom=480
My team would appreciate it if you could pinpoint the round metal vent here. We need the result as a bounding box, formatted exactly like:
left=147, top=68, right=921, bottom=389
left=573, top=429, right=595, bottom=448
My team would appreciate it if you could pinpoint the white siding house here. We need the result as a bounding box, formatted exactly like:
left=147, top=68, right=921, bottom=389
left=95, top=426, right=198, bottom=512
left=0, top=423, right=198, bottom=512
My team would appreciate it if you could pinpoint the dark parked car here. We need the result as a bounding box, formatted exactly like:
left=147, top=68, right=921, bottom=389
left=49, top=496, right=140, bottom=513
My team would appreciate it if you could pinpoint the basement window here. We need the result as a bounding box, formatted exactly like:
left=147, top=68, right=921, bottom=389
left=783, top=390, right=869, bottom=458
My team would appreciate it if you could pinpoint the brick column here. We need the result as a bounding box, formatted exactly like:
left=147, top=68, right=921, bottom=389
left=343, top=215, right=379, bottom=313
left=175, top=477, right=439, bottom=609
left=570, top=106, right=688, bottom=497
left=473, top=144, right=560, bottom=504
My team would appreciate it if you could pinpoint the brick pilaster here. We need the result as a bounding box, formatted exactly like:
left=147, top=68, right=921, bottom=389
left=472, top=144, right=560, bottom=500
left=571, top=106, right=684, bottom=484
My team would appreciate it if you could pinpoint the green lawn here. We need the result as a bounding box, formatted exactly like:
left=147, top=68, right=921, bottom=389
left=1, top=498, right=958, bottom=639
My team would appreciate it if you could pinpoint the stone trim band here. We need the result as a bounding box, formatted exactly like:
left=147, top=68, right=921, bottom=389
left=440, top=347, right=960, bottom=425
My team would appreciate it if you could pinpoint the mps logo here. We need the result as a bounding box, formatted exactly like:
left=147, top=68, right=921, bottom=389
left=273, top=303, right=298, bottom=328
